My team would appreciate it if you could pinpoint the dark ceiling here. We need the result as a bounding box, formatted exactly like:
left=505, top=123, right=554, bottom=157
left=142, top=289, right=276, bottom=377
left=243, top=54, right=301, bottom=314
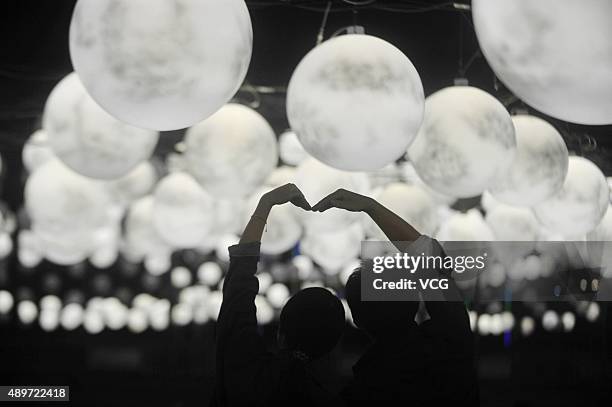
left=0, top=0, right=610, bottom=208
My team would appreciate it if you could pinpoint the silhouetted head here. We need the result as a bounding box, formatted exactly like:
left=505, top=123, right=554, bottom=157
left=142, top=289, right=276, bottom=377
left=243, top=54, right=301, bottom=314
left=278, top=287, right=345, bottom=361
left=345, top=269, right=418, bottom=338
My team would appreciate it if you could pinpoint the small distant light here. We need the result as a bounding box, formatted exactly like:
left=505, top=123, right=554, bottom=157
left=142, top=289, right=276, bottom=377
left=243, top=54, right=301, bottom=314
left=586, top=302, right=600, bottom=322
left=477, top=314, right=491, bottom=336
left=127, top=308, right=148, bottom=333
left=0, top=290, right=13, bottom=314
left=17, top=300, right=38, bottom=325
left=171, top=266, right=192, bottom=289
left=39, top=308, right=60, bottom=332
left=83, top=310, right=105, bottom=335
left=520, top=316, right=535, bottom=336
left=171, top=303, right=193, bottom=326
left=255, top=295, right=274, bottom=325
left=256, top=272, right=273, bottom=294
left=61, top=303, right=84, bottom=331
left=266, top=283, right=290, bottom=309
left=561, top=312, right=576, bottom=332
left=40, top=295, right=62, bottom=311
left=591, top=279, right=599, bottom=292
left=580, top=279, right=587, bottom=292
left=197, top=262, right=223, bottom=286
left=542, top=310, right=559, bottom=331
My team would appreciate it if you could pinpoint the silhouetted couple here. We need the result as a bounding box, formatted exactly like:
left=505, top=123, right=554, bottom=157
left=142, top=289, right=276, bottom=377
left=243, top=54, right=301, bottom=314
left=212, top=183, right=479, bottom=406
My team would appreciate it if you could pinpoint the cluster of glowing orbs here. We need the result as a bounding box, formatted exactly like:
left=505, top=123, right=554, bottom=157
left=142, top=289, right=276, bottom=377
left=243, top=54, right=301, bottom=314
left=436, top=209, right=495, bottom=241
left=184, top=104, right=278, bottom=198
left=42, top=73, right=159, bottom=179
left=472, top=0, right=612, bottom=125
left=489, top=115, right=568, bottom=206
left=408, top=86, right=516, bottom=198
left=69, top=0, right=253, bottom=130
left=293, top=158, right=370, bottom=233
left=244, top=187, right=302, bottom=255
left=365, top=182, right=438, bottom=238
left=153, top=172, right=214, bottom=249
left=287, top=34, right=425, bottom=171
left=534, top=157, right=609, bottom=236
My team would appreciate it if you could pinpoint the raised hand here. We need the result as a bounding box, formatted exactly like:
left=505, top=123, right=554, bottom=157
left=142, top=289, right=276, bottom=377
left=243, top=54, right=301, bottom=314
left=259, top=183, right=311, bottom=211
left=311, top=188, right=373, bottom=213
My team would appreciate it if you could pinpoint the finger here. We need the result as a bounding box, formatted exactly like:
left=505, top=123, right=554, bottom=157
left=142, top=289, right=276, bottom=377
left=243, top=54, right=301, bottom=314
left=312, top=196, right=337, bottom=212
left=291, top=192, right=312, bottom=211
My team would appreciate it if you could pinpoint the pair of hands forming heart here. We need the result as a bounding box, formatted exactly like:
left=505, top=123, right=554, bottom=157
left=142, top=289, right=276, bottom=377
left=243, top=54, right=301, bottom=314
left=258, top=183, right=373, bottom=214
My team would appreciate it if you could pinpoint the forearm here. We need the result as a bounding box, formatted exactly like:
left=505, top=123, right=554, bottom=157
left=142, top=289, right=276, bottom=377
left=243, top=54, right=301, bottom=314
left=240, top=200, right=272, bottom=244
left=365, top=198, right=421, bottom=243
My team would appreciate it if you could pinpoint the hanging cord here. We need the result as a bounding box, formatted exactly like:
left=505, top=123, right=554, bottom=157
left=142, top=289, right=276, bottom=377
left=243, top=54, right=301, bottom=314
left=316, top=1, right=333, bottom=45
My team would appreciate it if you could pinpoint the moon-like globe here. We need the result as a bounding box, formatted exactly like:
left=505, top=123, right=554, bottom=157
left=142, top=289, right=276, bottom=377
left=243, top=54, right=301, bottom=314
left=300, top=224, right=364, bottom=273
left=69, top=0, right=253, bottom=130
left=436, top=209, right=495, bottom=241
left=365, top=183, right=438, bottom=238
left=153, top=172, right=214, bottom=249
left=485, top=203, right=539, bottom=241
left=22, top=130, right=55, bottom=173
left=293, top=158, right=370, bottom=233
left=105, top=161, right=158, bottom=208
left=489, top=115, right=568, bottom=206
left=408, top=86, right=516, bottom=198
left=278, top=130, right=309, bottom=166
left=124, top=196, right=171, bottom=262
left=43, top=73, right=159, bottom=180
left=184, top=104, right=278, bottom=199
left=534, top=157, right=609, bottom=236
left=472, top=0, right=612, bottom=125
left=287, top=34, right=424, bottom=171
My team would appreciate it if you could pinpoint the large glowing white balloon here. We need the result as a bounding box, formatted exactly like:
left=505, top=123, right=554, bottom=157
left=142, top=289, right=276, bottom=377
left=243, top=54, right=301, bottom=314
left=105, top=161, right=158, bottom=207
left=184, top=104, right=278, bottom=198
left=436, top=209, right=495, bottom=241
left=365, top=183, right=438, bottom=238
left=485, top=204, right=539, bottom=241
left=293, top=158, right=370, bottom=233
left=69, top=0, right=253, bottom=130
left=408, top=86, right=516, bottom=198
left=534, top=157, right=609, bottom=236
left=287, top=34, right=424, bottom=171
left=25, top=160, right=110, bottom=246
left=300, top=224, right=364, bottom=273
left=278, top=130, right=309, bottom=166
left=42, top=73, right=159, bottom=179
left=22, top=130, right=55, bottom=173
left=153, top=172, right=214, bottom=249
left=472, top=0, right=612, bottom=125
left=124, top=196, right=171, bottom=262
left=245, top=187, right=302, bottom=255
left=489, top=115, right=568, bottom=206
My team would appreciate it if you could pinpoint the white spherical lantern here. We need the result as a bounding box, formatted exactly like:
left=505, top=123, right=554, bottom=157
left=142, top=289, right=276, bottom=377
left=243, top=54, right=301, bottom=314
left=407, top=86, right=516, bottom=198
left=184, top=104, right=278, bottom=198
left=287, top=34, right=424, bottom=171
left=534, top=157, right=608, bottom=236
left=265, top=166, right=297, bottom=188
left=436, top=209, right=495, bottom=241
left=43, top=73, right=159, bottom=179
left=153, top=172, right=214, bottom=249
left=472, top=0, right=612, bottom=125
left=279, top=130, right=309, bottom=166
left=485, top=204, right=540, bottom=241
left=293, top=158, right=370, bottom=233
left=106, top=161, right=157, bottom=207
left=489, top=115, right=568, bottom=206
left=0, top=290, right=14, bottom=314
left=300, top=223, right=364, bottom=273
left=197, top=262, right=223, bottom=286
left=244, top=187, right=302, bottom=255
left=69, top=0, right=253, bottom=130
left=365, top=183, right=438, bottom=238
left=588, top=205, right=612, bottom=241
left=22, top=130, right=55, bottom=173
left=124, top=196, right=171, bottom=261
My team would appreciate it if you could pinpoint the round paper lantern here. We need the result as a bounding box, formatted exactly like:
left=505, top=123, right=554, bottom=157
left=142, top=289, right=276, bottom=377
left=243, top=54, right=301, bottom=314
left=43, top=73, right=159, bottom=179
left=244, top=187, right=302, bottom=255
left=69, top=0, right=253, bottom=130
left=25, top=159, right=110, bottom=245
left=489, top=115, right=568, bottom=206
left=184, top=104, right=278, bottom=198
left=153, top=172, right=214, bottom=249
left=534, top=157, right=609, bottom=236
left=124, top=196, right=171, bottom=261
left=287, top=34, right=424, bottom=171
left=436, top=209, right=495, bottom=241
left=472, top=0, right=612, bottom=125
left=300, top=223, right=364, bottom=273
left=485, top=204, right=540, bottom=241
left=279, top=130, right=309, bottom=166
left=293, top=158, right=370, bottom=233
left=22, top=130, right=55, bottom=173
left=400, top=162, right=456, bottom=205
left=198, top=199, right=245, bottom=252
left=365, top=183, right=438, bottom=238
left=408, top=86, right=516, bottom=198
left=106, top=161, right=157, bottom=207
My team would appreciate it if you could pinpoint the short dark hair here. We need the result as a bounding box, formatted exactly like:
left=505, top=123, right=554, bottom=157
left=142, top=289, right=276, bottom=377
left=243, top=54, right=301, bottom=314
left=345, top=269, right=418, bottom=337
left=279, top=287, right=345, bottom=360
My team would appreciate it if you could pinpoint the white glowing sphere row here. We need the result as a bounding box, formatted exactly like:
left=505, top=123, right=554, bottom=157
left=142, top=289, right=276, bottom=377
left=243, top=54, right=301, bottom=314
left=184, top=103, right=278, bottom=199
left=473, top=0, right=612, bottom=125
left=408, top=86, right=516, bottom=198
left=287, top=34, right=425, bottom=171
left=43, top=73, right=159, bottom=179
left=69, top=0, right=253, bottom=130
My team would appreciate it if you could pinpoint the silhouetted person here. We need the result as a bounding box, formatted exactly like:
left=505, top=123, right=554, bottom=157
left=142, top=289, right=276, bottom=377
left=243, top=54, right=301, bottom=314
left=313, top=188, right=479, bottom=406
left=213, top=183, right=345, bottom=407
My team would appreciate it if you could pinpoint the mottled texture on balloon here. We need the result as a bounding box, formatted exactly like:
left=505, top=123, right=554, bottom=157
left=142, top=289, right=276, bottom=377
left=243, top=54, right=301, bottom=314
left=43, top=73, right=159, bottom=180
left=473, top=0, right=612, bottom=124
left=489, top=115, right=568, bottom=206
left=485, top=204, right=539, bottom=241
left=293, top=158, right=370, bottom=233
left=534, top=157, right=609, bottom=236
left=287, top=34, right=424, bottom=171
left=408, top=86, right=516, bottom=198
left=70, top=0, right=253, bottom=130
left=184, top=104, right=278, bottom=199
left=436, top=209, right=495, bottom=241
left=278, top=130, right=309, bottom=166
left=153, top=172, right=214, bottom=249
left=301, top=224, right=364, bottom=273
